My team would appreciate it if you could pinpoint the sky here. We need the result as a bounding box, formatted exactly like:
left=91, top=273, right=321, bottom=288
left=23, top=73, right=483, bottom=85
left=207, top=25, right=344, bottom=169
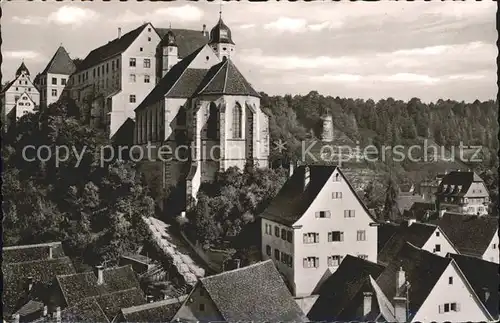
left=2, top=0, right=497, bottom=103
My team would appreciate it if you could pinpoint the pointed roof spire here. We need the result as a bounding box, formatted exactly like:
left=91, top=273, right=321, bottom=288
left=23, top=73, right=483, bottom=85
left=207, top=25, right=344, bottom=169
left=16, top=61, right=30, bottom=77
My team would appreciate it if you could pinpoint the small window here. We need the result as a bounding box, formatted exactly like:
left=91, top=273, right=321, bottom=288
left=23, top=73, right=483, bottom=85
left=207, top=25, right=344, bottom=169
left=328, top=231, right=344, bottom=242
left=356, top=230, right=366, bottom=241
left=357, top=254, right=368, bottom=260
left=281, top=229, right=286, bottom=240
left=266, top=245, right=271, bottom=256
left=286, top=231, right=293, bottom=243
left=148, top=27, right=151, bottom=32
left=316, top=211, right=331, bottom=218
left=274, top=226, right=280, bottom=237
left=61, top=78, right=67, bottom=85
left=303, top=257, right=319, bottom=268
left=199, top=303, right=205, bottom=311
left=129, top=95, right=136, bottom=103
left=333, top=173, right=341, bottom=182
left=327, top=255, right=342, bottom=267
left=144, top=59, right=151, bottom=68
left=129, top=74, right=136, bottom=83
left=303, top=232, right=319, bottom=244
left=344, top=210, right=355, bottom=218
left=15, top=87, right=18, bottom=91
left=274, top=249, right=280, bottom=260
left=144, top=75, right=150, bottom=83
left=52, top=77, right=57, bottom=85
left=448, top=276, right=453, bottom=285
left=332, top=192, right=342, bottom=199
left=434, top=244, right=441, bottom=252
left=140, top=47, right=143, bottom=52
left=444, top=303, right=450, bottom=312
left=52, top=89, right=57, bottom=96
left=129, top=58, right=136, bottom=67
left=18, top=102, right=24, bottom=106
left=436, top=231, right=440, bottom=237
left=148, top=37, right=151, bottom=41
left=493, top=244, right=497, bottom=249
left=206, top=56, right=209, bottom=61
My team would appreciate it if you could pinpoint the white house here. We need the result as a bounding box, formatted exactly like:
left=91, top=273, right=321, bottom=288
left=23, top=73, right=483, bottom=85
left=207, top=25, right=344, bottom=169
left=433, top=213, right=499, bottom=264
left=377, top=220, right=458, bottom=265
left=259, top=165, right=379, bottom=297
left=367, top=243, right=493, bottom=322
left=436, top=171, right=490, bottom=215
left=34, top=46, right=76, bottom=109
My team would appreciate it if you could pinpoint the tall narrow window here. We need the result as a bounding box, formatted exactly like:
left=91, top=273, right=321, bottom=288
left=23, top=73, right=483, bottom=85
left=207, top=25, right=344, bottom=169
left=207, top=102, right=218, bottom=139
left=232, top=103, right=242, bottom=138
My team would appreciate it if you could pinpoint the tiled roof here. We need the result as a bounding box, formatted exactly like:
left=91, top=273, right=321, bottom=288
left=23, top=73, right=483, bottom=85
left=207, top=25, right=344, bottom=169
left=308, top=255, right=385, bottom=321
left=41, top=46, right=76, bottom=75
left=16, top=62, right=30, bottom=76
left=447, top=253, right=499, bottom=318
left=13, top=300, right=44, bottom=317
left=3, top=257, right=76, bottom=316
left=375, top=242, right=451, bottom=320
left=436, top=171, right=484, bottom=197
left=3, top=242, right=66, bottom=264
left=408, top=202, right=436, bottom=221
left=195, top=58, right=260, bottom=98
left=77, top=24, right=148, bottom=72
left=56, top=265, right=141, bottom=307
left=1, top=77, right=18, bottom=94
left=33, top=298, right=109, bottom=323
left=157, top=28, right=209, bottom=59
left=396, top=194, right=426, bottom=214
left=94, top=288, right=146, bottom=320
left=431, top=213, right=498, bottom=257
left=198, top=260, right=307, bottom=322
left=120, top=296, right=187, bottom=322
left=378, top=222, right=437, bottom=265
left=168, top=68, right=208, bottom=98
left=377, top=222, right=400, bottom=251
left=260, top=166, right=376, bottom=226
left=134, top=45, right=205, bottom=111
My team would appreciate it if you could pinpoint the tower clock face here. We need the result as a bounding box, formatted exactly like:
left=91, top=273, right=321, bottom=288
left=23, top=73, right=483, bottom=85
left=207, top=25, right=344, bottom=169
left=220, top=30, right=228, bottom=38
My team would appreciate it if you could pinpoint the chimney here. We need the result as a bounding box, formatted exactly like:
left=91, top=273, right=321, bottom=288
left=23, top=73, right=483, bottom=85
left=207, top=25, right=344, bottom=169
left=393, top=267, right=408, bottom=322
left=181, top=211, right=186, bottom=218
left=202, top=24, right=207, bottom=35
left=95, top=265, right=104, bottom=285
left=146, top=295, right=154, bottom=303
left=118, top=27, right=122, bottom=39
left=48, top=245, right=53, bottom=259
left=363, top=291, right=373, bottom=317
left=27, top=276, right=34, bottom=292
left=163, top=291, right=169, bottom=300
left=289, top=162, right=295, bottom=178
left=234, top=259, right=241, bottom=269
left=304, top=166, right=310, bottom=190
left=12, top=314, right=20, bottom=323
left=43, top=305, right=48, bottom=317
left=439, top=209, right=446, bottom=218
left=407, top=219, right=416, bottom=227
left=55, top=306, right=61, bottom=323
left=483, top=287, right=490, bottom=302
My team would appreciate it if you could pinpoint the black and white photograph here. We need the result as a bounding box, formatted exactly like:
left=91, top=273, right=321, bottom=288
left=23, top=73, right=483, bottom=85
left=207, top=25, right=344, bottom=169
left=1, top=0, right=498, bottom=322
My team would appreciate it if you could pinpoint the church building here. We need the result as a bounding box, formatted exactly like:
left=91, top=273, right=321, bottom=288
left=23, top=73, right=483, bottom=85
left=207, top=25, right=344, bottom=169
left=134, top=15, right=270, bottom=209
left=1, top=62, right=40, bottom=130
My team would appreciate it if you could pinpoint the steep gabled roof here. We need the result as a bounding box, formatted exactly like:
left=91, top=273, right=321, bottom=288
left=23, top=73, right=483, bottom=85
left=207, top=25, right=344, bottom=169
left=56, top=265, right=141, bottom=307
left=3, top=242, right=66, bottom=264
left=77, top=24, right=148, bottom=72
left=156, top=28, right=209, bottom=59
left=436, top=171, right=485, bottom=197
left=94, top=288, right=145, bottom=320
left=3, top=257, right=76, bottom=316
left=120, top=296, right=187, bottom=322
left=134, top=45, right=206, bottom=111
left=1, top=78, right=18, bottom=94
left=431, top=213, right=498, bottom=257
left=260, top=166, right=377, bottom=226
left=41, top=46, right=76, bottom=75
left=377, top=222, right=400, bottom=252
left=375, top=243, right=451, bottom=320
left=197, top=260, right=307, bottom=322
left=195, top=58, right=260, bottom=98
left=308, top=255, right=385, bottom=321
left=33, top=298, right=110, bottom=323
left=378, top=222, right=438, bottom=265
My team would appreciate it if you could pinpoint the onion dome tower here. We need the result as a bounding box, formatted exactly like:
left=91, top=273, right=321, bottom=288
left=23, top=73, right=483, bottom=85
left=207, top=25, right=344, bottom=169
left=209, top=11, right=235, bottom=60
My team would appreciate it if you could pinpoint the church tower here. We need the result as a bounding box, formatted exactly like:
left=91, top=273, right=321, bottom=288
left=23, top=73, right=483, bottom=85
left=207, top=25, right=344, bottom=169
left=156, top=29, right=179, bottom=83
left=208, top=13, right=235, bottom=60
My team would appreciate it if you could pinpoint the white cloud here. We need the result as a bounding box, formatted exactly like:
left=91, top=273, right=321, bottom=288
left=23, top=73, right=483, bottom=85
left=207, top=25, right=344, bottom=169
left=310, top=74, right=362, bottom=83
left=238, top=24, right=256, bottom=29
left=309, top=73, right=440, bottom=85
left=11, top=6, right=98, bottom=27
left=386, top=73, right=440, bottom=84
left=263, top=17, right=341, bottom=33
left=446, top=74, right=487, bottom=81
left=4, top=50, right=44, bottom=61
left=114, top=5, right=204, bottom=24
left=424, top=2, right=495, bottom=19
left=240, top=50, right=359, bottom=70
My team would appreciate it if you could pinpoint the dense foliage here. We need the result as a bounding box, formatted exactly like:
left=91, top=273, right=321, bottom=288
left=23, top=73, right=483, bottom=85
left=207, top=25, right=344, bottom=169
left=185, top=166, right=288, bottom=248
left=2, top=99, right=155, bottom=268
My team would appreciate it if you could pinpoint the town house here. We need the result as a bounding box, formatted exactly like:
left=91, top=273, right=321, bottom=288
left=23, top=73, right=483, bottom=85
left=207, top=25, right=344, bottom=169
left=260, top=165, right=378, bottom=297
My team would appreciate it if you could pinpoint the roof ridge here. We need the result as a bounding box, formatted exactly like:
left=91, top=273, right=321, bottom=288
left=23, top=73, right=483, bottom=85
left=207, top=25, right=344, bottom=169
left=121, top=295, right=187, bottom=314
left=201, top=259, right=273, bottom=281
left=227, top=59, right=251, bottom=94
left=6, top=256, right=71, bottom=267
left=222, top=59, right=230, bottom=93
left=197, top=60, right=225, bottom=94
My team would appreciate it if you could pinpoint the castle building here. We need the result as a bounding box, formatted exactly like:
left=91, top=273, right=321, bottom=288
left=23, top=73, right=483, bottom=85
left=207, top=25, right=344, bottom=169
left=34, top=46, right=76, bottom=109
left=1, top=62, right=40, bottom=130
left=67, top=23, right=208, bottom=139
left=134, top=15, right=270, bottom=208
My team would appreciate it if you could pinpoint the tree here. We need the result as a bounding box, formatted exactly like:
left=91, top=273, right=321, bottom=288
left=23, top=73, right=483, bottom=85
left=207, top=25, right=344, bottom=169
left=383, top=178, right=399, bottom=221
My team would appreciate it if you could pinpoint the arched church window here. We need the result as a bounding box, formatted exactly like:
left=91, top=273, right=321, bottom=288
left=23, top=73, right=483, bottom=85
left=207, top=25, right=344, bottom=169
left=207, top=102, right=218, bottom=139
left=232, top=103, right=242, bottom=139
